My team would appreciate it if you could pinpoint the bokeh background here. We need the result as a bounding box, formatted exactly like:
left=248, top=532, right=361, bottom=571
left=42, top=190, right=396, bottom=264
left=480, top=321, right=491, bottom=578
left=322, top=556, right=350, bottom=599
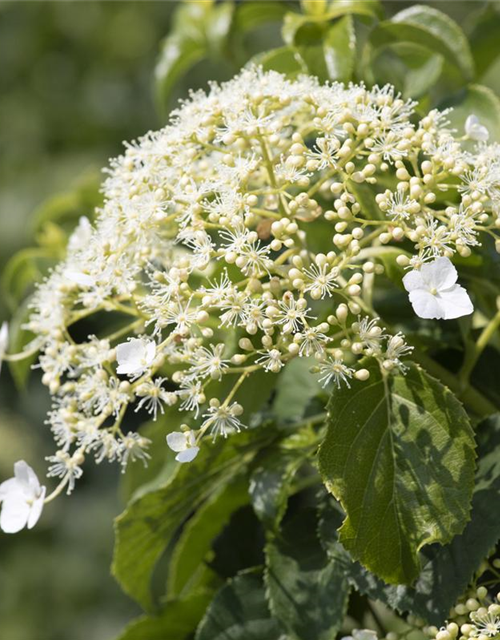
left=1, top=2, right=500, bottom=639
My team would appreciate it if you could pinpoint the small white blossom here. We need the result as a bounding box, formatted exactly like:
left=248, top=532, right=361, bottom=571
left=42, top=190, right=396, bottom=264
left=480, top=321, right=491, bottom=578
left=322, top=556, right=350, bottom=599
left=0, top=461, right=46, bottom=533
left=116, top=338, right=156, bottom=377
left=465, top=114, right=489, bottom=142
left=166, top=430, right=200, bottom=463
left=403, top=257, right=473, bottom=320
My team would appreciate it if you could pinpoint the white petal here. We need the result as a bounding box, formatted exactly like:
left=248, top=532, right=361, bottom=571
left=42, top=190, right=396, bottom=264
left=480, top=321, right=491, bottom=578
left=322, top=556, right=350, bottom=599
left=64, top=269, right=96, bottom=287
left=409, top=290, right=445, bottom=319
left=14, top=461, right=40, bottom=497
left=175, top=447, right=200, bottom=463
left=402, top=270, right=424, bottom=292
left=465, top=114, right=479, bottom=135
left=116, top=362, right=143, bottom=375
left=465, top=115, right=489, bottom=142
left=0, top=478, right=21, bottom=500
left=420, top=257, right=457, bottom=290
left=27, top=486, right=46, bottom=529
left=166, top=431, right=188, bottom=452
left=144, top=341, right=156, bottom=365
left=439, top=285, right=474, bottom=320
left=0, top=495, right=30, bottom=533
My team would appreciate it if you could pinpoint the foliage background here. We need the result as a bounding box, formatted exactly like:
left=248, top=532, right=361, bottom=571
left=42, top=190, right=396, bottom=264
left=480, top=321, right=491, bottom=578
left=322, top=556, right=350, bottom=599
left=1, top=2, right=500, bottom=639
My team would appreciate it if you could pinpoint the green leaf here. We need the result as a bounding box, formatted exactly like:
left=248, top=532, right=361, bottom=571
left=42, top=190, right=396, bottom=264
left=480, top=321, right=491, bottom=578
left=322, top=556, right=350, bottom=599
left=7, top=297, right=38, bottom=390
left=116, top=590, right=213, bottom=640
left=155, top=2, right=234, bottom=110
left=322, top=16, right=355, bottom=83
left=2, top=247, right=58, bottom=309
left=469, top=5, right=500, bottom=78
left=113, top=429, right=272, bottom=610
left=249, top=449, right=303, bottom=530
left=195, top=570, right=284, bottom=640
left=444, top=84, right=500, bottom=143
left=120, top=411, right=180, bottom=503
left=323, top=414, right=500, bottom=625
left=168, top=477, right=249, bottom=597
left=265, top=508, right=350, bottom=640
left=368, top=5, right=474, bottom=81
left=252, top=46, right=307, bottom=77
left=234, top=1, right=289, bottom=33
left=273, top=357, right=322, bottom=423
left=318, top=361, right=476, bottom=585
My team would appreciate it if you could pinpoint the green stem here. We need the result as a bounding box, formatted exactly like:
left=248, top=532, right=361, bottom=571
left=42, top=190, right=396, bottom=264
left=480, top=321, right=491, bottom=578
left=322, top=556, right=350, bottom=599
left=458, top=309, right=500, bottom=388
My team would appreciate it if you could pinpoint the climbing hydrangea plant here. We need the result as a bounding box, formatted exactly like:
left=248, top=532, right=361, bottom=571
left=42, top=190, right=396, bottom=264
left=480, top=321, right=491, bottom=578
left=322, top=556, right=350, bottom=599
left=3, top=2, right=500, bottom=640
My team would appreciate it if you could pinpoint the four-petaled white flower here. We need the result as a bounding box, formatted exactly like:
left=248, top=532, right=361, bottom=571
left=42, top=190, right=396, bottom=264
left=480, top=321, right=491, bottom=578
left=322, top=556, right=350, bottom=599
left=0, top=321, right=8, bottom=375
left=166, top=431, right=200, bottom=463
left=0, top=461, right=46, bottom=533
left=116, top=338, right=156, bottom=376
left=465, top=114, right=489, bottom=142
left=403, top=257, right=473, bottom=320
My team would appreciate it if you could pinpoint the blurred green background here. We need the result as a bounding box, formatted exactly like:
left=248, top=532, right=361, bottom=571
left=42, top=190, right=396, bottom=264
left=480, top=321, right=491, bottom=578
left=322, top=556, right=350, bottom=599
left=1, top=2, right=500, bottom=639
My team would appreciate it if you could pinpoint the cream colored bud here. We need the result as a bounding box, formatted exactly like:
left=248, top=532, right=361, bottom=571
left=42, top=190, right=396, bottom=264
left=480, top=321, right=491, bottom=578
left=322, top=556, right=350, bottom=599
left=354, top=368, right=370, bottom=381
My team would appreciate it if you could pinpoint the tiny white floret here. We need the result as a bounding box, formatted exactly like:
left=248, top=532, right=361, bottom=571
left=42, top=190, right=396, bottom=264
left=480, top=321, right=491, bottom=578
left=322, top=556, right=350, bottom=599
left=64, top=269, right=96, bottom=287
left=0, top=321, right=9, bottom=375
left=465, top=114, right=489, bottom=142
left=403, top=256, right=473, bottom=320
left=166, top=430, right=200, bottom=463
left=116, top=338, right=156, bottom=376
left=0, top=461, right=46, bottom=534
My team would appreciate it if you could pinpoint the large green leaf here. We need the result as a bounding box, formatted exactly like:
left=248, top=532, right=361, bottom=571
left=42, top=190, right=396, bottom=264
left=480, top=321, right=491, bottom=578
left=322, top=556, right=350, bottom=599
left=444, top=84, right=500, bottom=143
left=273, top=357, right=322, bottom=423
left=321, top=414, right=500, bottom=625
left=322, top=16, right=355, bottom=83
left=318, top=361, right=476, bottom=584
left=168, top=477, right=249, bottom=597
left=265, top=508, right=350, bottom=640
left=368, top=5, right=474, bottom=81
left=195, top=570, right=283, bottom=640
left=113, top=429, right=272, bottom=610
left=234, top=1, right=289, bottom=33
left=116, top=590, right=213, bottom=640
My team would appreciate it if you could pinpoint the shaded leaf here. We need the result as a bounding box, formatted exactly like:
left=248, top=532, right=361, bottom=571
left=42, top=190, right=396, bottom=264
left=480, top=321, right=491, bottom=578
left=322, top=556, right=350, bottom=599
left=169, top=477, right=250, bottom=597
left=273, top=357, right=322, bottom=423
left=369, top=5, right=474, bottom=81
left=321, top=414, right=500, bottom=625
left=195, top=570, right=284, bottom=640
left=116, top=591, right=213, bottom=640
left=113, top=430, right=273, bottom=610
left=265, top=508, right=350, bottom=640
left=318, top=361, right=476, bottom=584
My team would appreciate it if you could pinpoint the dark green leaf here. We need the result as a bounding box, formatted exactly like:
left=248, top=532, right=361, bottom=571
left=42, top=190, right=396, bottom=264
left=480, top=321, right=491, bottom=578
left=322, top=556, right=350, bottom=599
left=169, top=477, right=250, bottom=597
left=249, top=449, right=303, bottom=530
left=318, top=361, right=476, bottom=584
left=195, top=570, right=284, bottom=640
left=116, top=591, right=213, bottom=640
left=265, top=508, right=350, bottom=640
left=273, top=357, right=322, bottom=423
left=113, top=429, right=272, bottom=610
left=368, top=5, right=474, bottom=81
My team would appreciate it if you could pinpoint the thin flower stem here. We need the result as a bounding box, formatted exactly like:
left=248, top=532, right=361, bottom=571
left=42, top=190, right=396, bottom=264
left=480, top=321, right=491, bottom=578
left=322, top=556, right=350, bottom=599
left=459, top=308, right=500, bottom=387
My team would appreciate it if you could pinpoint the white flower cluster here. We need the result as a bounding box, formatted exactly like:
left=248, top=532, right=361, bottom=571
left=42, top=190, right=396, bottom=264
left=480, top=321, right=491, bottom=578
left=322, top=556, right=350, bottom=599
left=427, top=588, right=500, bottom=640
left=4, top=67, right=498, bottom=501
